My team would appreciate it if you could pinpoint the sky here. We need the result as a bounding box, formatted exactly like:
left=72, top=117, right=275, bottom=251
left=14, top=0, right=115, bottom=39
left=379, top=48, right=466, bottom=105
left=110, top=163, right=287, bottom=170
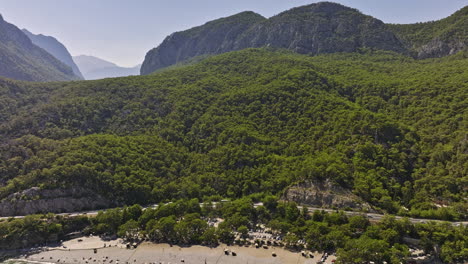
left=1, top=0, right=466, bottom=67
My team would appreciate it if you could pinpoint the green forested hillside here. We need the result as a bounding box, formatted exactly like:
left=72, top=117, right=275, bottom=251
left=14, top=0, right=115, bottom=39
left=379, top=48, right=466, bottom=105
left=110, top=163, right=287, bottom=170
left=388, top=6, right=468, bottom=58
left=0, top=49, right=466, bottom=219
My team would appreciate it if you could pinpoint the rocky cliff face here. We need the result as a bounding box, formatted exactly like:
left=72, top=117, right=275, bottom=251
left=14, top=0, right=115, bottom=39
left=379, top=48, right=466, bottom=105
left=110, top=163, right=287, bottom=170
left=284, top=180, right=374, bottom=212
left=234, top=2, right=404, bottom=55
left=141, top=2, right=405, bottom=75
left=141, top=11, right=266, bottom=75
left=0, top=15, right=79, bottom=82
left=0, top=187, right=114, bottom=217
left=22, top=29, right=84, bottom=79
left=417, top=38, right=466, bottom=58
left=142, top=2, right=468, bottom=74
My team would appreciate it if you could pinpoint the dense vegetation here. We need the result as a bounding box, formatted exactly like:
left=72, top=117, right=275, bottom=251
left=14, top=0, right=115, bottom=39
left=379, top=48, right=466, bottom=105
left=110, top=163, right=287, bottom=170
left=1, top=198, right=467, bottom=263
left=0, top=48, right=466, bottom=220
left=388, top=6, right=468, bottom=57
left=0, top=214, right=89, bottom=250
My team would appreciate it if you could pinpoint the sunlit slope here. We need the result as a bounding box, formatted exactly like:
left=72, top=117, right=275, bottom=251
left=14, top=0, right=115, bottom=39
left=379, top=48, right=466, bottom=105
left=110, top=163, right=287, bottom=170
left=0, top=49, right=466, bottom=217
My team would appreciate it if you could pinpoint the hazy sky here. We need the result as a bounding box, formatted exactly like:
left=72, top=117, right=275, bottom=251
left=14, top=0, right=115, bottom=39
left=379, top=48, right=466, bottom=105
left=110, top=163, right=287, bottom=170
left=1, top=0, right=466, bottom=67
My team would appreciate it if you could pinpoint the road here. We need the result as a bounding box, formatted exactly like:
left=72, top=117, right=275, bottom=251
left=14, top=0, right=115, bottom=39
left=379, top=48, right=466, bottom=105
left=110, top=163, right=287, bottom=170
left=296, top=206, right=467, bottom=226
left=1, top=202, right=466, bottom=226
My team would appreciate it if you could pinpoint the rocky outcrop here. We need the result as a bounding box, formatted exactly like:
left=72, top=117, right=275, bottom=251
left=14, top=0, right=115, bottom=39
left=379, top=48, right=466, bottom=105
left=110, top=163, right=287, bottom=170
left=141, top=11, right=266, bottom=75
left=0, top=187, right=114, bottom=217
left=142, top=2, right=468, bottom=74
left=417, top=38, right=466, bottom=58
left=234, top=2, right=404, bottom=55
left=388, top=5, right=467, bottom=58
left=284, top=179, right=374, bottom=212
left=141, top=2, right=405, bottom=75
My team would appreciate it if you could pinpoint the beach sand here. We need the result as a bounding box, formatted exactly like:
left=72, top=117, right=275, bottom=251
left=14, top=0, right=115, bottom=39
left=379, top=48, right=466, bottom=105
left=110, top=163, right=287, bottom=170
left=24, top=237, right=336, bottom=264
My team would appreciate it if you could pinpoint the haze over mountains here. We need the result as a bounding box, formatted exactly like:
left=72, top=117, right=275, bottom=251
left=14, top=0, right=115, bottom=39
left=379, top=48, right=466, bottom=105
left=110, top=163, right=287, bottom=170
left=0, top=15, right=139, bottom=81
left=141, top=2, right=467, bottom=74
left=22, top=29, right=84, bottom=79
left=0, top=2, right=465, bottom=81
left=0, top=14, right=79, bottom=82
left=73, top=55, right=141, bottom=80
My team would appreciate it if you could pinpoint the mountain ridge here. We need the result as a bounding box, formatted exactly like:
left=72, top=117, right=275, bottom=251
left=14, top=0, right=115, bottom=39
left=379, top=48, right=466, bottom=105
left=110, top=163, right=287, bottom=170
left=22, top=29, right=84, bottom=79
left=141, top=11, right=266, bottom=75
left=0, top=14, right=79, bottom=82
left=141, top=2, right=467, bottom=75
left=141, top=2, right=406, bottom=74
left=388, top=5, right=468, bottom=58
left=73, top=55, right=140, bottom=80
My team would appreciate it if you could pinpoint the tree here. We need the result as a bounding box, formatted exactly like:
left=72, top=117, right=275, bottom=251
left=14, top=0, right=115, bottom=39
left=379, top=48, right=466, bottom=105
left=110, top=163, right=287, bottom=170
left=122, top=204, right=143, bottom=222
left=201, top=227, right=218, bottom=246
left=118, top=220, right=139, bottom=240
left=217, top=222, right=235, bottom=244
left=337, top=236, right=391, bottom=264
left=238, top=225, right=249, bottom=239
left=284, top=233, right=300, bottom=249
left=349, top=215, right=369, bottom=230
left=263, top=195, right=278, bottom=212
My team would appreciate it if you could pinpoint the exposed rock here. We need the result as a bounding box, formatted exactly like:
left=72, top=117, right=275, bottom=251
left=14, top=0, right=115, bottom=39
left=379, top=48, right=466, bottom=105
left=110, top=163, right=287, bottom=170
left=284, top=179, right=374, bottom=212
left=388, top=5, right=467, bottom=59
left=0, top=187, right=114, bottom=217
left=234, top=2, right=404, bottom=55
left=141, top=2, right=405, bottom=75
left=141, top=11, right=265, bottom=75
left=417, top=38, right=467, bottom=58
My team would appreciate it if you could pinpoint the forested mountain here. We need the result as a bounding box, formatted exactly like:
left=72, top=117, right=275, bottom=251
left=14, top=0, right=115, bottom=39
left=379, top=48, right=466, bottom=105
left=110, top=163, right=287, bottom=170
left=0, top=48, right=466, bottom=219
left=388, top=5, right=468, bottom=58
left=140, top=11, right=266, bottom=74
left=141, top=2, right=404, bottom=74
left=0, top=15, right=79, bottom=82
left=141, top=2, right=467, bottom=75
left=22, top=29, right=84, bottom=79
left=73, top=55, right=141, bottom=80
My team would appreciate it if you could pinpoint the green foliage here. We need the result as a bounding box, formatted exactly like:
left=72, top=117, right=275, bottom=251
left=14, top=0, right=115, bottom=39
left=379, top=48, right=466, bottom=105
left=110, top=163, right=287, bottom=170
left=0, top=214, right=89, bottom=250
left=1, top=198, right=466, bottom=264
left=0, top=48, right=466, bottom=219
left=388, top=6, right=468, bottom=53
left=336, top=236, right=393, bottom=263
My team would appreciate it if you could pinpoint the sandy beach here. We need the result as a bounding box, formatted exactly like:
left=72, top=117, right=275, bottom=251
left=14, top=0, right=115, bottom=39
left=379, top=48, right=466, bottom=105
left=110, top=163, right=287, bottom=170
left=21, top=236, right=336, bottom=264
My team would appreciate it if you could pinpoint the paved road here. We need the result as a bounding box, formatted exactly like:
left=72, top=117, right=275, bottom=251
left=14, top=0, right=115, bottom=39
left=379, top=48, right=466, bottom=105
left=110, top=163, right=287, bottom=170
left=296, top=206, right=467, bottom=226
left=1, top=203, right=466, bottom=226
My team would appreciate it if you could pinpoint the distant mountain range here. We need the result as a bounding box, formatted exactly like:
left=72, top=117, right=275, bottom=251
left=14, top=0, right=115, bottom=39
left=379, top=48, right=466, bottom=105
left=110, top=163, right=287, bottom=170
left=141, top=2, right=467, bottom=74
left=73, top=55, right=141, bottom=80
left=22, top=29, right=84, bottom=79
left=0, top=14, right=79, bottom=82
left=0, top=15, right=138, bottom=81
